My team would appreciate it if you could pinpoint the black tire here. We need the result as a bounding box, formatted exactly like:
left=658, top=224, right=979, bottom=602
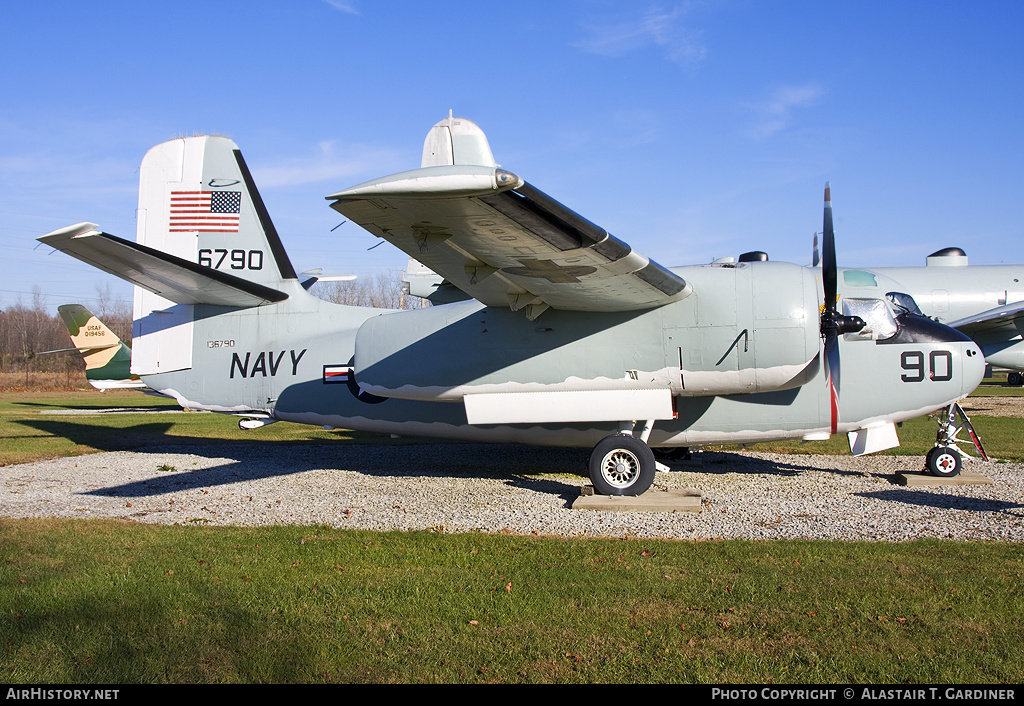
left=926, top=446, right=962, bottom=477
left=1008, top=372, right=1023, bottom=387
left=589, top=435, right=656, bottom=496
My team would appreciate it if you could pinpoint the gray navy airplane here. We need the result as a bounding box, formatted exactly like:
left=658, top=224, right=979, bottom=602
left=38, top=116, right=987, bottom=494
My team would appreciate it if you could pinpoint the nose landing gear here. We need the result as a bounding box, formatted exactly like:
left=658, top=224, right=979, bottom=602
left=926, top=402, right=989, bottom=477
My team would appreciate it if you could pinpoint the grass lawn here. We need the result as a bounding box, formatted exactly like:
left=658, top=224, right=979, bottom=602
left=2, top=520, right=1022, bottom=684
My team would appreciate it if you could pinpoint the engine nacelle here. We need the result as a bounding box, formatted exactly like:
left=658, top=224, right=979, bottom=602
left=352, top=262, right=821, bottom=411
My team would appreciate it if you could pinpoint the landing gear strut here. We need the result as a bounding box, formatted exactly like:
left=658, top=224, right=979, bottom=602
left=927, top=402, right=989, bottom=477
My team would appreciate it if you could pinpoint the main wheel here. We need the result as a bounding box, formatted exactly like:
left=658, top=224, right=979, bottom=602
left=1008, top=371, right=1023, bottom=387
left=926, top=446, right=962, bottom=477
left=589, top=435, right=656, bottom=496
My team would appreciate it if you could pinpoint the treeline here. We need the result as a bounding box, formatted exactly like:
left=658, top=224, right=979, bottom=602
left=0, top=289, right=133, bottom=389
left=0, top=273, right=427, bottom=389
left=309, top=271, right=432, bottom=310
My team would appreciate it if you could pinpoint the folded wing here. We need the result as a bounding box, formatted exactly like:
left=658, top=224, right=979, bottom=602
left=327, top=117, right=690, bottom=319
left=948, top=300, right=1024, bottom=337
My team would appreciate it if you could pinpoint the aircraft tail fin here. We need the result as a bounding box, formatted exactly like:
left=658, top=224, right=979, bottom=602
left=135, top=135, right=298, bottom=290
left=130, top=135, right=301, bottom=375
left=39, top=136, right=302, bottom=376
left=56, top=304, right=143, bottom=390
left=39, top=136, right=308, bottom=376
left=39, top=136, right=298, bottom=306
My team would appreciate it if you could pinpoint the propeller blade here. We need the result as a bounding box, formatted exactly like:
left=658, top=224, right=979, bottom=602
left=821, top=182, right=836, bottom=314
left=825, top=335, right=841, bottom=434
left=817, top=182, right=863, bottom=434
left=818, top=182, right=865, bottom=341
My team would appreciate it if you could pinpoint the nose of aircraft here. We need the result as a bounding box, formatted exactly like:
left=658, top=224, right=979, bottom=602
left=891, top=314, right=986, bottom=399
left=960, top=338, right=987, bottom=399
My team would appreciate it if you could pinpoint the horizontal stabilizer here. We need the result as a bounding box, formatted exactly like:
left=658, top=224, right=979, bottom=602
left=36, top=343, right=119, bottom=355
left=39, top=223, right=288, bottom=307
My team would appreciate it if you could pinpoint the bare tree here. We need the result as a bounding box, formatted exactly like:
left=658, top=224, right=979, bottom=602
left=93, top=283, right=133, bottom=343
left=311, top=270, right=430, bottom=310
left=0, top=287, right=90, bottom=387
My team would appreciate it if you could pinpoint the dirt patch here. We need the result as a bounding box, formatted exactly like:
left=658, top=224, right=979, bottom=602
left=960, top=396, right=1024, bottom=418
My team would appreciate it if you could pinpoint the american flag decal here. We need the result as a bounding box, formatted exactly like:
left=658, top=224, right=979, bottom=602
left=169, top=190, right=241, bottom=232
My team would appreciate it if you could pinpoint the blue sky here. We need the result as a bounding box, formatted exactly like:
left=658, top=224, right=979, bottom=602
left=2, top=1, right=1022, bottom=313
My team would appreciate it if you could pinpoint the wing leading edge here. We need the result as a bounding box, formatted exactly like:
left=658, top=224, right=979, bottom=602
left=327, top=163, right=690, bottom=319
left=38, top=222, right=287, bottom=307
left=948, top=300, right=1024, bottom=337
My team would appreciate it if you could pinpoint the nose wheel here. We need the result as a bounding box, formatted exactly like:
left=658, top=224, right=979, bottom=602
left=927, top=402, right=988, bottom=477
left=925, top=446, right=962, bottom=477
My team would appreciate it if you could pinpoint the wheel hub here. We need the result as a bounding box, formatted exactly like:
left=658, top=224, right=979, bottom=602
left=601, top=450, right=640, bottom=487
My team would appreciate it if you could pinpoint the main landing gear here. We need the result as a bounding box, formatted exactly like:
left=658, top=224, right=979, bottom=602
left=588, top=420, right=669, bottom=496
left=926, top=402, right=989, bottom=477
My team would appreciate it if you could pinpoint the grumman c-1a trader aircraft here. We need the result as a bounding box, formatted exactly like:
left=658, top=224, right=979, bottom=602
left=38, top=116, right=986, bottom=495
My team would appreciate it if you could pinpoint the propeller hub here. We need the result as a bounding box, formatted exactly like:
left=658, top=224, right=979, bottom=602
left=821, top=311, right=866, bottom=338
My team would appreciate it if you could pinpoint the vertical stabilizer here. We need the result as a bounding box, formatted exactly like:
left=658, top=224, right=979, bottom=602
left=132, top=136, right=298, bottom=375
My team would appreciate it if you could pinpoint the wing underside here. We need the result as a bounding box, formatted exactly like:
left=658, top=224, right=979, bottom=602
left=328, top=166, right=689, bottom=318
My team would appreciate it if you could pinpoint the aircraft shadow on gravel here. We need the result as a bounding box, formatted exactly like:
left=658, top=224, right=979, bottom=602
left=22, top=419, right=898, bottom=506
left=855, top=488, right=1024, bottom=515
left=22, top=418, right=588, bottom=499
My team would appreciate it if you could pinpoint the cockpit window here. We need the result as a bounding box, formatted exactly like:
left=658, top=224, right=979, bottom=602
left=842, top=298, right=898, bottom=341
left=885, top=291, right=923, bottom=316
left=843, top=270, right=879, bottom=287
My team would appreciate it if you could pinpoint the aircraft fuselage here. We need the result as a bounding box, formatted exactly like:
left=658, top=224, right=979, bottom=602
left=145, top=260, right=983, bottom=450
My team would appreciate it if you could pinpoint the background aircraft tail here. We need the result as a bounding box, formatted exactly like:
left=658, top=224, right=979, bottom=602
left=57, top=304, right=143, bottom=389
